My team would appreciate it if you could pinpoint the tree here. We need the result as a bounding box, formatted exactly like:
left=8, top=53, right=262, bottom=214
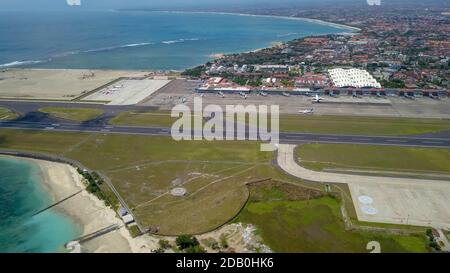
left=185, top=245, right=207, bottom=253
left=176, top=235, right=200, bottom=250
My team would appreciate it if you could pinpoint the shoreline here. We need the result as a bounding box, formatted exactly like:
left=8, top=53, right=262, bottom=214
left=158, top=10, right=362, bottom=32
left=2, top=155, right=146, bottom=253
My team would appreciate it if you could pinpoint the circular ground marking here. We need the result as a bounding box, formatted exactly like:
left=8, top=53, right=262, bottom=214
left=361, top=206, right=378, bottom=215
left=358, top=195, right=374, bottom=205
left=170, top=187, right=187, bottom=197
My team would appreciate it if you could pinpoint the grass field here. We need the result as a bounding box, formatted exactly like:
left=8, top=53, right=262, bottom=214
left=39, top=107, right=105, bottom=122
left=279, top=115, right=450, bottom=136
left=0, top=107, right=18, bottom=120
left=0, top=129, right=441, bottom=238
left=296, top=143, right=450, bottom=174
left=109, top=111, right=450, bottom=136
left=236, top=181, right=429, bottom=253
left=110, top=110, right=175, bottom=127
left=0, top=129, right=289, bottom=234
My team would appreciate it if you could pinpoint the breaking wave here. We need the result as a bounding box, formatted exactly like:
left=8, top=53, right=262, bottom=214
left=0, top=60, right=46, bottom=68
left=162, top=38, right=200, bottom=44
left=0, top=39, right=201, bottom=68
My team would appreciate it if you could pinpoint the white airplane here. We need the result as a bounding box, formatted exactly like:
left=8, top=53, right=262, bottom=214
left=218, top=91, right=225, bottom=98
left=299, top=108, right=314, bottom=115
left=312, top=94, right=324, bottom=103
left=429, top=93, right=440, bottom=100
left=239, top=92, right=248, bottom=99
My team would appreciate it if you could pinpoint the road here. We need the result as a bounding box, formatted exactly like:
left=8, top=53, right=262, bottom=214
left=0, top=119, right=450, bottom=148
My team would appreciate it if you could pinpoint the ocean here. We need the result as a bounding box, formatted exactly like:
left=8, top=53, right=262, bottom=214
left=0, top=157, right=80, bottom=253
left=0, top=10, right=351, bottom=70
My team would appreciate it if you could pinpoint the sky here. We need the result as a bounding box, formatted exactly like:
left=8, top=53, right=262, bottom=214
left=0, top=0, right=365, bottom=10
left=0, top=0, right=447, bottom=10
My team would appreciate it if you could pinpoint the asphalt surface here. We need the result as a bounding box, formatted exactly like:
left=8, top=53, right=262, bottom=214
left=1, top=119, right=449, bottom=148
left=0, top=100, right=449, bottom=148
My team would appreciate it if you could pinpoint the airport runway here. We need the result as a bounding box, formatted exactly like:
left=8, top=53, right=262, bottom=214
left=1, top=120, right=449, bottom=148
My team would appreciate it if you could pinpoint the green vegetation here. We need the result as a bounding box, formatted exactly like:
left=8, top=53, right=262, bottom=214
left=380, top=79, right=406, bottom=88
left=110, top=111, right=450, bottom=136
left=201, top=238, right=220, bottom=250
left=176, top=235, right=206, bottom=253
left=128, top=225, right=141, bottom=238
left=0, top=130, right=89, bottom=154
left=158, top=239, right=172, bottom=250
left=219, top=234, right=229, bottom=249
left=0, top=129, right=291, bottom=235
left=296, top=143, right=450, bottom=174
left=0, top=107, right=17, bottom=120
left=109, top=111, right=175, bottom=127
left=232, top=77, right=262, bottom=87
left=39, top=107, right=104, bottom=122
left=426, top=229, right=442, bottom=252
left=279, top=115, right=450, bottom=136
left=236, top=182, right=429, bottom=253
left=181, top=65, right=206, bottom=78
left=77, top=169, right=119, bottom=208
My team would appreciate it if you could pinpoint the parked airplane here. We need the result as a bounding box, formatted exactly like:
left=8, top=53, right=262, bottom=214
left=429, top=93, right=440, bottom=100
left=404, top=94, right=415, bottom=100
left=352, top=91, right=361, bottom=98
left=299, top=108, right=314, bottom=115
left=312, top=94, right=324, bottom=103
left=239, top=92, right=248, bottom=99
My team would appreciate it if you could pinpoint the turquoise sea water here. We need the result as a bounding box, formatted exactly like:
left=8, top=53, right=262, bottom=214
left=0, top=157, right=80, bottom=253
left=0, top=10, right=350, bottom=70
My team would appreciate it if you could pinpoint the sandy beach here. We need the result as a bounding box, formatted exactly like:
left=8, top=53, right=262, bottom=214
left=0, top=69, right=147, bottom=101
left=14, top=157, right=159, bottom=253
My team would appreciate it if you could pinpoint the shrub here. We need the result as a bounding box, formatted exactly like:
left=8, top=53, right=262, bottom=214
left=176, top=235, right=200, bottom=250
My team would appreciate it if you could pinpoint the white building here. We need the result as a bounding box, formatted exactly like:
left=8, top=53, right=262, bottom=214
left=329, top=68, right=381, bottom=88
